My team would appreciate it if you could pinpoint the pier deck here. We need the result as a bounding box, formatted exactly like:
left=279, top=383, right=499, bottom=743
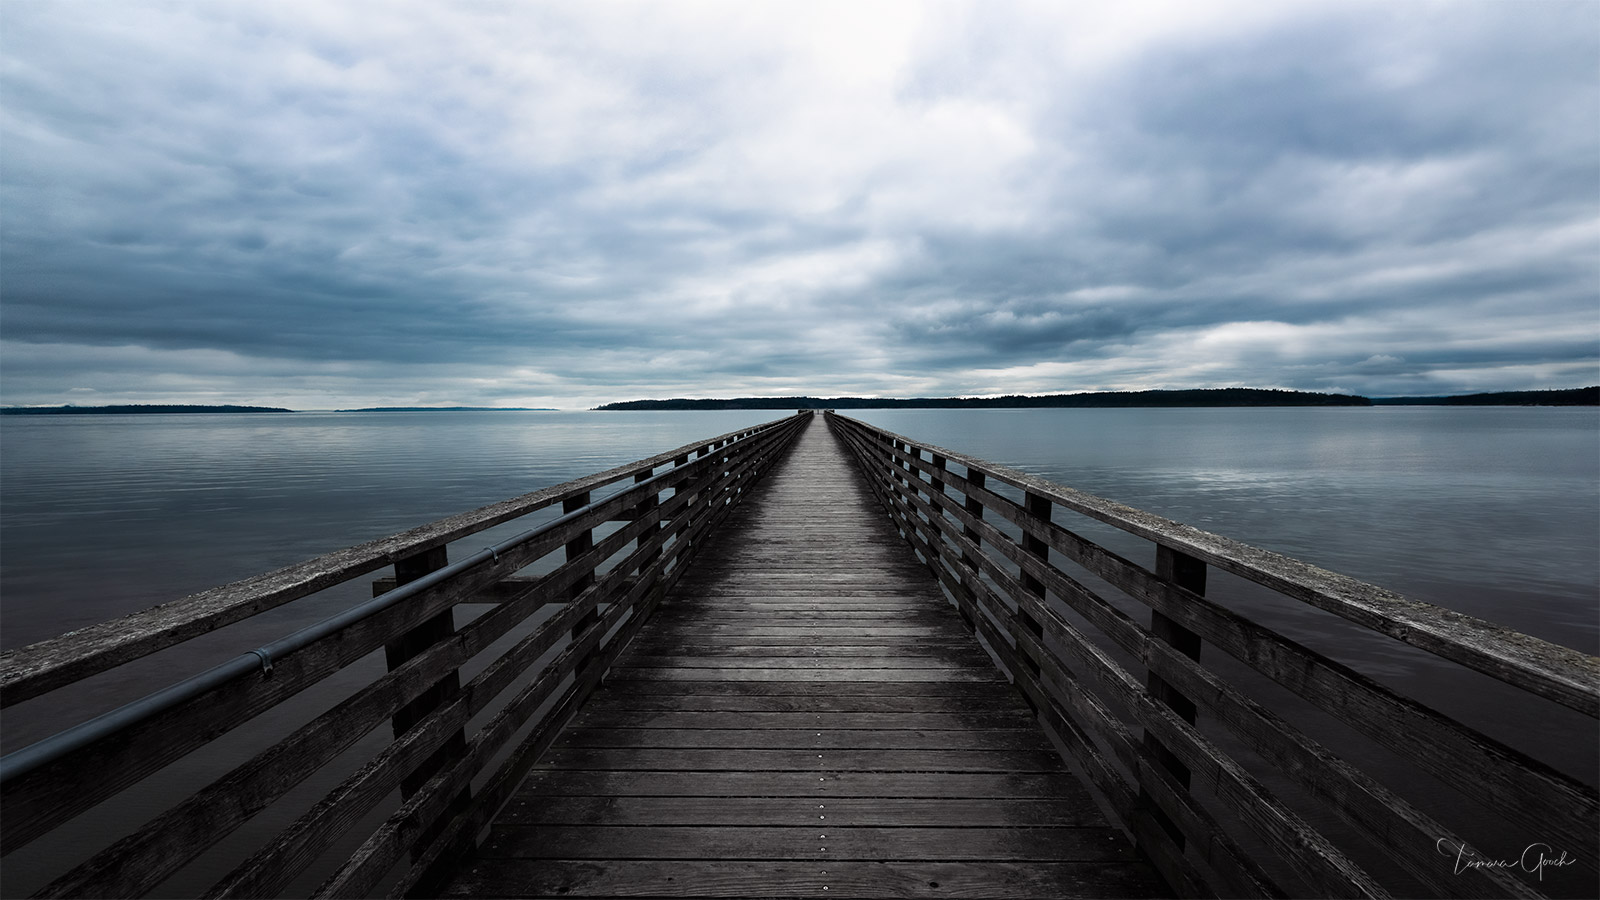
left=441, top=416, right=1167, bottom=898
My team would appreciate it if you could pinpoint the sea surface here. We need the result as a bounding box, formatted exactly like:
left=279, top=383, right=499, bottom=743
left=1, top=406, right=1596, bottom=895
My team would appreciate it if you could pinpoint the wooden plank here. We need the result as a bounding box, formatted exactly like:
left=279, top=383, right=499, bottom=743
left=475, top=825, right=1136, bottom=861
left=589, top=693, right=1029, bottom=713
left=534, top=747, right=1066, bottom=772
left=595, top=678, right=1018, bottom=698
left=443, top=859, right=1170, bottom=899
left=616, top=655, right=988, bottom=669
left=571, top=710, right=1039, bottom=729
left=512, top=769, right=1093, bottom=799
left=554, top=728, right=1050, bottom=751
left=622, top=633, right=977, bottom=648
left=498, top=795, right=1095, bottom=827
left=650, top=624, right=954, bottom=636
left=609, top=666, right=1004, bottom=683
left=622, top=643, right=989, bottom=659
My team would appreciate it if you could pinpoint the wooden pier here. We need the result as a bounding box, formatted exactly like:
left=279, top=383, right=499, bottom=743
left=2, top=411, right=1596, bottom=899
left=442, top=414, right=1166, bottom=898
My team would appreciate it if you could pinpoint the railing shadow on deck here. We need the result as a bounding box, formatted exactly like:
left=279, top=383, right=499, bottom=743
left=0, top=412, right=810, bottom=899
left=826, top=411, right=1599, bottom=900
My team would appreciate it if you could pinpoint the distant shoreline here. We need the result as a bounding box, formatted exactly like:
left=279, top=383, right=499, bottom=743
left=0, top=405, right=556, bottom=415
left=596, top=386, right=1599, bottom=410
left=334, top=407, right=557, bottom=412
left=0, top=404, right=293, bottom=415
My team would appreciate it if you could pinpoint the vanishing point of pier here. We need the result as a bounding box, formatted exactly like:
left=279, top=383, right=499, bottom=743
left=1, top=412, right=1595, bottom=898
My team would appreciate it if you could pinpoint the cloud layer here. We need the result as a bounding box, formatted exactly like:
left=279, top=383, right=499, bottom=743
left=2, top=0, right=1596, bottom=407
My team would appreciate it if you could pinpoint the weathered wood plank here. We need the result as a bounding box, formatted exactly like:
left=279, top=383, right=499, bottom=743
left=622, top=643, right=989, bottom=659
left=498, top=796, right=1091, bottom=827
left=596, top=679, right=1023, bottom=697
left=586, top=693, right=1031, bottom=713
left=534, top=747, right=1066, bottom=772
left=513, top=769, right=1095, bottom=799
left=616, top=655, right=987, bottom=669
left=609, top=666, right=1004, bottom=683
left=569, top=710, right=1039, bottom=729
left=442, top=859, right=1170, bottom=899
left=553, top=728, right=1050, bottom=751
left=476, top=825, right=1136, bottom=861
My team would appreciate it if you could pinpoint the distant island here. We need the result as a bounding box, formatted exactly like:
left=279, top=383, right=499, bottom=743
left=1372, top=387, right=1597, bottom=406
left=336, top=406, right=556, bottom=412
left=598, top=389, right=1370, bottom=410
left=598, top=386, right=1600, bottom=410
left=1, top=404, right=292, bottom=415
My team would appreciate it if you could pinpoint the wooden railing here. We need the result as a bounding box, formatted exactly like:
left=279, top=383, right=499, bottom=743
left=0, top=412, right=809, bottom=899
left=827, top=411, right=1599, bottom=900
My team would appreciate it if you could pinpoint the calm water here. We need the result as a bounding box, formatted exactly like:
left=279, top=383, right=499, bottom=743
left=1, top=406, right=1595, bottom=895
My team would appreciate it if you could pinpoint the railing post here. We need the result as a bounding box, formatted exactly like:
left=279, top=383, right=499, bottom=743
left=1017, top=493, right=1051, bottom=684
left=1141, top=544, right=1205, bottom=847
left=634, top=471, right=662, bottom=570
left=930, top=453, right=980, bottom=633
left=380, top=545, right=470, bottom=856
left=671, top=453, right=692, bottom=557
left=564, top=493, right=600, bottom=678
left=954, top=470, right=987, bottom=634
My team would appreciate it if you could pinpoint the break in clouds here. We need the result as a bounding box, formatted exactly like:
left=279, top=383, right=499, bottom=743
left=1, top=1, right=1596, bottom=408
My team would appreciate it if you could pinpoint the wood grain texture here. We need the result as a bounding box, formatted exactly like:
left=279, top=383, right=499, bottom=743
left=440, top=415, right=1167, bottom=900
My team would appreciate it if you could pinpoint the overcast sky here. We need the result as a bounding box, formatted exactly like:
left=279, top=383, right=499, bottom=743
left=2, top=1, right=1596, bottom=408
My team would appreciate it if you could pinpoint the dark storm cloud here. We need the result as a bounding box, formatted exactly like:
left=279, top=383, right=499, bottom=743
left=0, top=1, right=1595, bottom=407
